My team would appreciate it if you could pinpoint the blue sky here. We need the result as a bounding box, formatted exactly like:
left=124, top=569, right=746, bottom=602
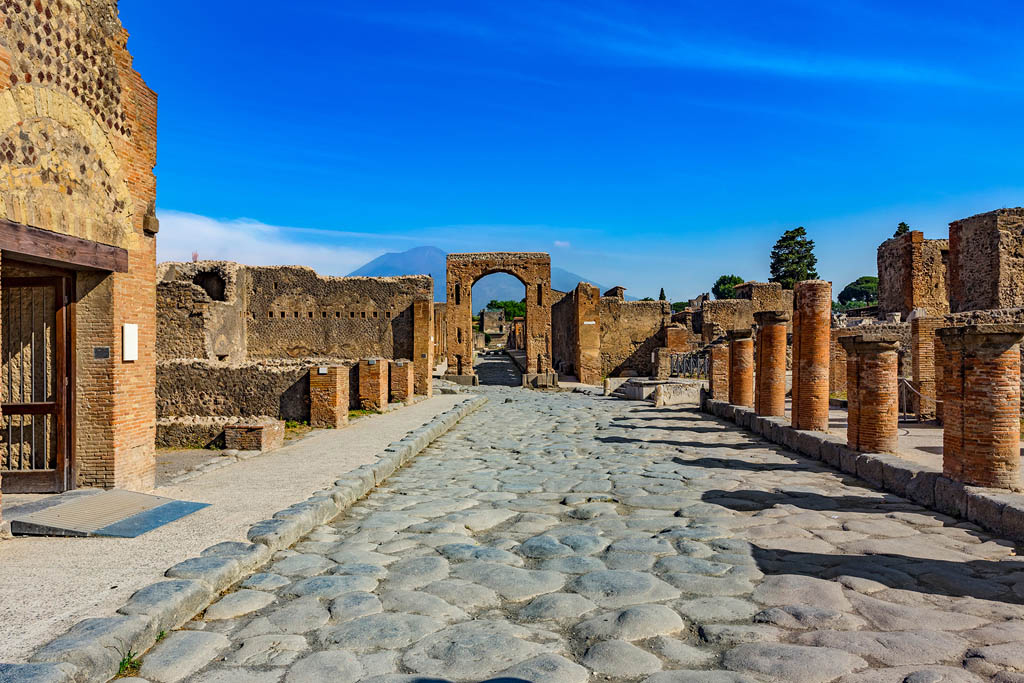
left=125, top=1, right=1024, bottom=300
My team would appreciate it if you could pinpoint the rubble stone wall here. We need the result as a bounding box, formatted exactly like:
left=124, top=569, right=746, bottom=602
left=949, top=208, right=1024, bottom=313
left=877, top=231, right=949, bottom=318
left=598, top=298, right=670, bottom=377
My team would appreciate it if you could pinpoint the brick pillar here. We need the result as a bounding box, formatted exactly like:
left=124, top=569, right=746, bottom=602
left=412, top=299, right=433, bottom=396
left=708, top=342, right=730, bottom=401
left=792, top=280, right=832, bottom=430
left=727, top=329, right=754, bottom=408
left=911, top=317, right=941, bottom=419
left=358, top=357, right=389, bottom=411
left=934, top=333, right=946, bottom=425
left=754, top=311, right=789, bottom=417
left=390, top=359, right=415, bottom=402
left=309, top=366, right=349, bottom=429
left=840, top=336, right=900, bottom=453
left=937, top=324, right=1024, bottom=490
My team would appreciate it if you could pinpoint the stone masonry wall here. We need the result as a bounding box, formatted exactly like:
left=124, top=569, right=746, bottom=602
left=830, top=322, right=910, bottom=394
left=1, top=0, right=158, bottom=490
left=949, top=208, right=1024, bottom=313
left=598, top=298, right=670, bottom=377
left=877, top=231, right=949, bottom=318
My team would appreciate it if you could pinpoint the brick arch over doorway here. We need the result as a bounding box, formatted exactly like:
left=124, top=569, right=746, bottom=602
left=445, top=253, right=552, bottom=378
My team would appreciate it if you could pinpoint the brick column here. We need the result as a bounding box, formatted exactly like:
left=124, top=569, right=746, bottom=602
left=792, top=280, right=832, bottom=430
left=934, top=333, right=947, bottom=425
left=390, top=359, right=415, bottom=402
left=937, top=324, right=1024, bottom=490
left=911, top=317, right=941, bottom=419
left=708, top=342, right=730, bottom=401
left=727, top=329, right=754, bottom=408
left=358, top=357, right=389, bottom=411
left=839, top=336, right=900, bottom=453
left=754, top=311, right=789, bottom=417
left=309, top=366, right=349, bottom=429
left=412, top=299, right=433, bottom=396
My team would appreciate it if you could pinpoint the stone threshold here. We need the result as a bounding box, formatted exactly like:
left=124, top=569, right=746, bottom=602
left=0, top=395, right=489, bottom=683
left=702, top=398, right=1024, bottom=545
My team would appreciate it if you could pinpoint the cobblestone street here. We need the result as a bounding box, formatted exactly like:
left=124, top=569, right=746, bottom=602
left=155, top=387, right=1024, bottom=683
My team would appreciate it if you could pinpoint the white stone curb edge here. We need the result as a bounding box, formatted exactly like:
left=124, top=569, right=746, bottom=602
left=0, top=394, right=488, bottom=683
left=702, top=397, right=1024, bottom=544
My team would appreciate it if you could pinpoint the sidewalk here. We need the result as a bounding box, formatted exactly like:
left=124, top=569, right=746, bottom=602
left=0, top=393, right=467, bottom=663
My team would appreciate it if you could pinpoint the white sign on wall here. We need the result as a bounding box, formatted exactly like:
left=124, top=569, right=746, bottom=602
left=123, top=324, right=139, bottom=362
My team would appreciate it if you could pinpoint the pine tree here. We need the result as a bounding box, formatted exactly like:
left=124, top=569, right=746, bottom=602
left=711, top=274, right=744, bottom=300
left=659, top=288, right=667, bottom=301
left=894, top=221, right=910, bottom=237
left=769, top=227, right=818, bottom=289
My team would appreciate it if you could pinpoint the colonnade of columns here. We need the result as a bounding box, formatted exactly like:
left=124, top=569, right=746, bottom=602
left=706, top=280, right=1024, bottom=491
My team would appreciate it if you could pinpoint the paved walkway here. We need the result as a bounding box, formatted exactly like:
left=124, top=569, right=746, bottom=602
left=150, top=387, right=1024, bottom=683
left=0, top=393, right=467, bottom=663
left=474, top=352, right=522, bottom=386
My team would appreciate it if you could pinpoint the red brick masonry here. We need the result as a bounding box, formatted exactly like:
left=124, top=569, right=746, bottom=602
left=390, top=359, right=415, bottom=402
left=359, top=358, right=389, bottom=411
left=310, top=366, right=349, bottom=429
left=938, top=324, right=1024, bottom=491
left=727, top=329, right=754, bottom=408
left=754, top=311, right=790, bottom=417
left=839, top=336, right=900, bottom=453
left=792, top=280, right=832, bottom=431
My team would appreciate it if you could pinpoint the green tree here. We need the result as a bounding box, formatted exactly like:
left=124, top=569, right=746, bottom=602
left=640, top=297, right=655, bottom=301
left=837, top=276, right=879, bottom=306
left=671, top=301, right=688, bottom=313
left=658, top=288, right=667, bottom=301
left=894, top=221, right=911, bottom=237
left=486, top=299, right=526, bottom=320
left=711, top=274, right=745, bottom=300
left=769, top=227, right=818, bottom=289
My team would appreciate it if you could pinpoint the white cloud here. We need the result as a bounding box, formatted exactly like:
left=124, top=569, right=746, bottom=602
left=155, top=210, right=384, bottom=276
left=553, top=240, right=571, bottom=248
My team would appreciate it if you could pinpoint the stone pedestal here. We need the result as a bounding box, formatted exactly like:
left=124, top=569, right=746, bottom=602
left=839, top=336, right=900, bottom=453
left=359, top=357, right=389, bottom=411
left=792, top=280, right=832, bottom=431
left=727, top=329, right=754, bottom=408
left=754, top=311, right=790, bottom=417
left=938, top=324, right=1024, bottom=490
left=653, top=348, right=672, bottom=380
left=708, top=342, right=730, bottom=402
left=309, top=366, right=349, bottom=429
left=224, top=421, right=285, bottom=452
left=390, top=359, right=415, bottom=402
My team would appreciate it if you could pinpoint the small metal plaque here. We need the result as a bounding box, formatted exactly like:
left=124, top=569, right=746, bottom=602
left=94, top=347, right=110, bottom=359
left=583, top=321, right=597, bottom=325
left=318, top=366, right=329, bottom=375
left=367, top=359, right=377, bottom=365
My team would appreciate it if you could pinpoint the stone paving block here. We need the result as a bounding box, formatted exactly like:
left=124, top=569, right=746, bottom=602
left=934, top=476, right=968, bottom=518
left=139, top=631, right=230, bottom=683
left=0, top=663, right=79, bottom=683
left=118, top=579, right=214, bottom=633
left=29, top=616, right=158, bottom=681
left=165, top=556, right=242, bottom=592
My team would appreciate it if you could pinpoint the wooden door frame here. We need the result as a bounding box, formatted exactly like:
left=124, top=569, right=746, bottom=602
left=1, top=274, right=75, bottom=492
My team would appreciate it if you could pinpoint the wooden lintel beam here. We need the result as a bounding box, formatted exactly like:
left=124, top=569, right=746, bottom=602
left=0, top=218, right=129, bottom=272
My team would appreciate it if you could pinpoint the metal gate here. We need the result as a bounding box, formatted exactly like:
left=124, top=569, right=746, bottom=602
left=1, top=276, right=71, bottom=493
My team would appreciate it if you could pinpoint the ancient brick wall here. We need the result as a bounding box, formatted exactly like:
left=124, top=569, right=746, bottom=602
left=949, top=208, right=1024, bottom=313
left=156, top=262, right=247, bottom=362
left=433, top=302, right=447, bottom=366
left=309, top=366, right=348, bottom=429
left=551, top=290, right=576, bottom=375
left=699, top=300, right=753, bottom=343
left=598, top=298, right=670, bottom=377
left=877, top=231, right=949, bottom=318
left=1, top=0, right=158, bottom=490
left=480, top=310, right=506, bottom=334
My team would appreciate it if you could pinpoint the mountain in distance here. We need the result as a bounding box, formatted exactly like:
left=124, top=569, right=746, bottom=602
left=348, top=246, right=618, bottom=304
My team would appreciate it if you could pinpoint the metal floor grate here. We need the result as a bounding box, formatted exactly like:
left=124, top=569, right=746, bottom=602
left=7, top=489, right=208, bottom=537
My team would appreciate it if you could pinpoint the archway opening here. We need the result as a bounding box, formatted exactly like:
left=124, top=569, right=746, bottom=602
left=471, top=271, right=526, bottom=385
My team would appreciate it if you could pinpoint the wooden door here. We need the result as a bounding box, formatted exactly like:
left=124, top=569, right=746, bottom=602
left=1, top=276, right=71, bottom=493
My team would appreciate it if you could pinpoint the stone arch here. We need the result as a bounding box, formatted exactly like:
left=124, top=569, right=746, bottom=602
left=446, top=253, right=552, bottom=379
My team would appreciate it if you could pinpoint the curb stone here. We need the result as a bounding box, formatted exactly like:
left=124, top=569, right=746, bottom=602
left=700, top=396, right=1024, bottom=543
left=4, top=395, right=487, bottom=683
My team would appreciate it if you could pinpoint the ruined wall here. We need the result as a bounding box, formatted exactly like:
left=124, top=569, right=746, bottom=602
left=156, top=261, right=247, bottom=362
left=551, top=290, right=575, bottom=374
left=700, top=299, right=753, bottom=342
left=433, top=302, right=447, bottom=367
left=734, top=282, right=793, bottom=314
left=949, top=208, right=1024, bottom=313
left=1, top=0, right=158, bottom=490
left=877, top=231, right=949, bottom=318
left=480, top=309, right=506, bottom=334
left=599, top=298, right=671, bottom=377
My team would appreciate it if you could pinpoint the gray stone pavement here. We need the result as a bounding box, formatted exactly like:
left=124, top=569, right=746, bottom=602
left=140, top=387, right=1024, bottom=683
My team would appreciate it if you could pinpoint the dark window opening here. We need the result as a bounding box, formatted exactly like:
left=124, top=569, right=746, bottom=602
left=455, top=284, right=461, bottom=306
left=373, top=311, right=378, bottom=318
left=386, top=311, right=392, bottom=319
left=294, top=311, right=299, bottom=318
left=268, top=311, right=274, bottom=319
left=217, top=354, right=228, bottom=361
left=361, top=311, right=366, bottom=318
left=335, top=311, right=341, bottom=318
left=537, top=283, right=543, bottom=305
left=192, top=270, right=227, bottom=301
left=280, top=312, right=285, bottom=318
left=457, top=328, right=462, bottom=343
left=308, top=312, right=313, bottom=318
left=322, top=311, right=328, bottom=318
left=350, top=311, right=355, bottom=318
